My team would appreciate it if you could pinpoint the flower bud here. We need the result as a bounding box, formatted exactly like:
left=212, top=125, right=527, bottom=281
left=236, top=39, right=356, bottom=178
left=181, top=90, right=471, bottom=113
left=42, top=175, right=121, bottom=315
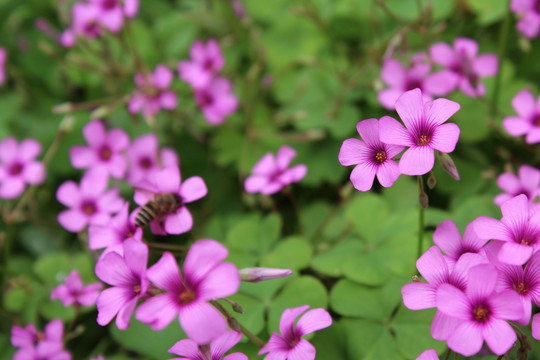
left=419, top=191, right=428, bottom=209
left=239, top=267, right=293, bottom=282
left=427, top=172, right=436, bottom=189
left=438, top=152, right=460, bottom=181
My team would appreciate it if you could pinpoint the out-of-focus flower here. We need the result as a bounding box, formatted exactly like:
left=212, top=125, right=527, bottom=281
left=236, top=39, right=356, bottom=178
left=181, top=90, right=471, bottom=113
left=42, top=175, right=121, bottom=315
left=126, top=133, right=178, bottom=186
left=0, top=47, right=6, bottom=85
left=0, top=137, right=45, bottom=199
left=436, top=264, right=522, bottom=356
left=87, top=0, right=138, bottom=32
left=239, top=267, right=293, bottom=282
left=533, top=313, right=540, bottom=340
left=71, top=2, right=102, bottom=39
left=11, top=319, right=71, bottom=360
left=135, top=239, right=240, bottom=344
left=258, top=305, right=332, bottom=360
left=128, top=65, right=178, bottom=119
left=88, top=202, right=143, bottom=256
left=57, top=169, right=124, bottom=233
left=194, top=77, right=238, bottom=125
left=50, top=269, right=102, bottom=307
left=379, top=88, right=461, bottom=175
left=511, top=0, right=540, bottom=38
left=416, top=349, right=439, bottom=360
left=169, top=330, right=247, bottom=360
left=502, top=89, right=540, bottom=144
left=495, top=164, right=540, bottom=205
left=178, top=40, right=224, bottom=89
left=429, top=38, right=498, bottom=97
left=69, top=120, right=129, bottom=179
left=245, top=145, right=307, bottom=195
left=134, top=166, right=207, bottom=235
left=339, top=118, right=403, bottom=191
left=95, top=239, right=149, bottom=330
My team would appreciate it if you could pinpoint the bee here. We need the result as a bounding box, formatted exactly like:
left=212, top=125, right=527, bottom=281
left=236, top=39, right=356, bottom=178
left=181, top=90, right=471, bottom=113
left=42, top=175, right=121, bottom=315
left=135, top=193, right=182, bottom=227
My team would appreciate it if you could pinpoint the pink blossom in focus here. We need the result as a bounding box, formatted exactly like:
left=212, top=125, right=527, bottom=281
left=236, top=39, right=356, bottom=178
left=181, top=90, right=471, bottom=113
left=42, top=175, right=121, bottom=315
left=258, top=305, right=332, bottom=360
left=379, top=88, right=461, bottom=175
left=429, top=38, right=498, bottom=97
left=194, top=77, right=238, bottom=125
left=495, top=164, right=540, bottom=205
left=95, top=238, right=149, bottom=330
left=50, top=269, right=103, bottom=307
left=511, top=0, right=540, bottom=38
left=69, top=120, right=129, bottom=179
left=56, top=169, right=124, bottom=233
left=169, top=330, right=247, bottom=360
left=473, top=194, right=540, bottom=265
left=128, top=65, right=178, bottom=119
left=11, top=319, right=71, bottom=360
left=126, top=133, right=178, bottom=186
left=0, top=137, right=45, bottom=199
left=416, top=349, right=439, bottom=360
left=178, top=39, right=224, bottom=89
left=436, top=264, right=522, bottom=356
left=135, top=239, right=240, bottom=344
left=134, top=166, right=207, bottom=235
left=502, top=89, right=540, bottom=144
left=245, top=145, right=307, bottom=195
left=339, top=118, right=403, bottom=191
left=0, top=47, right=6, bottom=85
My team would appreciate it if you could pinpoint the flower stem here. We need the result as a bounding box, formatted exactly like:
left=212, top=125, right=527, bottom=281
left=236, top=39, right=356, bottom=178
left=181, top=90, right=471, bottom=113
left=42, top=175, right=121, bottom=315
left=417, top=176, right=426, bottom=261
left=490, top=0, right=511, bottom=119
left=210, top=300, right=264, bottom=347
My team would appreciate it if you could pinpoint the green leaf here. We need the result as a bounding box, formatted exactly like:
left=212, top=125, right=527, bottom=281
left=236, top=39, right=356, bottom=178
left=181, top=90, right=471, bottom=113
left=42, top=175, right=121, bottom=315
left=345, top=192, right=389, bottom=243
left=340, top=318, right=402, bottom=359
left=33, top=252, right=97, bottom=288
left=226, top=213, right=281, bottom=257
left=261, top=236, right=313, bottom=270
left=312, top=238, right=364, bottom=277
left=227, top=292, right=266, bottom=336
left=341, top=250, right=390, bottom=285
left=468, top=0, right=507, bottom=25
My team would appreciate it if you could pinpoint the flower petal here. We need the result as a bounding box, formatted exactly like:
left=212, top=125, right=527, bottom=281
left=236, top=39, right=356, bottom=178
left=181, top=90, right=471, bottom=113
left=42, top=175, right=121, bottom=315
left=398, top=146, right=434, bottom=176
left=295, top=308, right=332, bottom=337
left=180, top=176, right=207, bottom=203
left=349, top=162, right=376, bottom=192
left=146, top=252, right=183, bottom=292
left=164, top=207, right=193, bottom=234
left=279, top=305, right=310, bottom=341
left=395, top=88, right=425, bottom=131
left=482, top=318, right=517, bottom=355
left=447, top=321, right=483, bottom=357
left=211, top=330, right=243, bottom=359
left=430, top=123, right=460, bottom=153
left=376, top=160, right=400, bottom=188
left=512, top=89, right=536, bottom=118
left=379, top=116, right=413, bottom=147
left=179, top=300, right=228, bottom=344
left=58, top=209, right=87, bottom=233
left=197, top=262, right=239, bottom=300
left=184, top=239, right=229, bottom=285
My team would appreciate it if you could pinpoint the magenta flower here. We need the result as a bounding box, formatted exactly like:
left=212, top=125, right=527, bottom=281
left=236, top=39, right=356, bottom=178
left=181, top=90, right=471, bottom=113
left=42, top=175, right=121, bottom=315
left=245, top=145, right=307, bottom=195
left=135, top=239, right=240, bottom=344
left=178, top=39, right=224, bottom=89
left=436, top=264, right=522, bottom=356
left=379, top=88, right=461, bottom=175
left=533, top=313, right=540, bottom=340
left=473, top=194, right=540, bottom=265
left=128, top=65, right=178, bottom=119
left=134, top=166, right=207, bottom=235
left=0, top=137, right=45, bottom=199
left=87, top=0, right=138, bottom=33
left=194, top=77, right=238, bottom=125
left=11, top=319, right=71, bottom=360
left=126, top=133, right=178, bottom=186
left=169, top=330, right=247, bottom=360
left=502, top=89, right=540, bottom=144
left=0, top=47, right=6, bottom=85
left=339, top=118, right=403, bottom=191
left=258, top=305, right=332, bottom=360
left=495, top=164, right=540, bottom=205
left=56, top=169, right=124, bottom=233
left=429, top=38, right=498, bottom=97
left=71, top=2, right=102, bottom=39
left=50, top=269, right=102, bottom=307
left=95, top=238, right=149, bottom=330
left=511, top=0, right=540, bottom=38
left=70, top=120, right=129, bottom=179
left=88, top=202, right=143, bottom=256
left=416, top=349, right=439, bottom=360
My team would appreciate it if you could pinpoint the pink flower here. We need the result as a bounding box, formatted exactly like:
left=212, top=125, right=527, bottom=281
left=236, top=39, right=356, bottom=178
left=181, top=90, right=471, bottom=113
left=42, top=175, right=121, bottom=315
left=511, top=0, right=540, bottom=38
left=245, top=145, right=307, bottom=195
left=416, top=349, right=439, bottom=360
left=88, top=202, right=142, bottom=256
left=429, top=38, right=498, bottom=97
left=169, top=330, right=247, bottom=360
left=95, top=238, right=149, bottom=330
left=194, top=77, right=238, bottom=125
left=69, top=120, right=129, bottom=179
left=379, top=88, right=461, bottom=175
left=126, top=133, right=178, bottom=186
left=0, top=137, right=45, bottom=199
left=338, top=118, right=403, bottom=191
left=436, top=264, right=522, bottom=356
left=11, top=319, right=71, bottom=360
left=135, top=239, right=240, bottom=344
left=56, top=169, right=124, bottom=233
left=473, top=194, right=540, bottom=265
left=502, top=89, right=540, bottom=144
left=495, top=164, right=540, bottom=205
left=87, top=0, right=138, bottom=33
left=533, top=313, right=540, bottom=340
left=178, top=40, right=225, bottom=89
left=50, top=269, right=102, bottom=307
left=0, top=47, right=6, bottom=85
left=134, top=166, right=207, bottom=235
left=71, top=2, right=102, bottom=39
left=258, top=305, right=332, bottom=360
left=128, top=65, right=178, bottom=119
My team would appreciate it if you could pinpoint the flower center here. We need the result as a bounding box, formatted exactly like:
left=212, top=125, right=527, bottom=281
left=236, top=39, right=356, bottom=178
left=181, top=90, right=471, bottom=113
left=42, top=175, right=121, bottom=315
left=139, top=157, right=153, bottom=169
left=513, top=282, right=528, bottom=295
left=81, top=201, right=97, bottom=215
left=100, top=146, right=112, bottom=160
left=133, top=284, right=141, bottom=294
left=536, top=0, right=540, bottom=14
left=36, top=332, right=45, bottom=342
left=532, top=113, right=540, bottom=127
left=9, top=162, right=23, bottom=175
left=103, top=0, right=117, bottom=10
left=374, top=151, right=387, bottom=164
left=473, top=304, right=489, bottom=322
left=203, top=59, right=214, bottom=70
left=179, top=289, right=196, bottom=304
left=199, top=93, right=214, bottom=107
left=405, top=79, right=422, bottom=92
left=417, top=134, right=431, bottom=146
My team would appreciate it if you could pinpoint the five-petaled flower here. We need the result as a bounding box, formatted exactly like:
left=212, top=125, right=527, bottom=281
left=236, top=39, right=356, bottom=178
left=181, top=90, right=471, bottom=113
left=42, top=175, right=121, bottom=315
left=50, top=269, right=102, bottom=308
left=502, top=89, right=540, bottom=144
left=178, top=39, right=224, bottom=89
left=169, top=330, right=247, bottom=360
left=494, top=164, right=540, bottom=206
left=11, top=319, right=72, bottom=360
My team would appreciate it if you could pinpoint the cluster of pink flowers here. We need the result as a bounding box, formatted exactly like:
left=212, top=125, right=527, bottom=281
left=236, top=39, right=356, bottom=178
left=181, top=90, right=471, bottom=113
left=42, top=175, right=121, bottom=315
left=404, top=193, right=540, bottom=357
left=503, top=89, right=540, bottom=144
left=60, top=0, right=139, bottom=47
left=11, top=319, right=71, bottom=360
left=378, top=37, right=498, bottom=109
left=339, top=88, right=460, bottom=191
left=179, top=40, right=238, bottom=125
